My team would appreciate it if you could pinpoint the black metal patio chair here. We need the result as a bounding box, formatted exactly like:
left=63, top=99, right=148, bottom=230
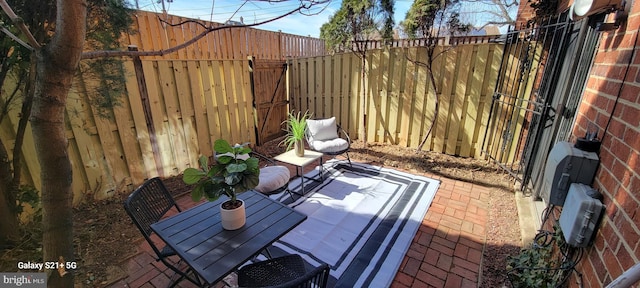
left=123, top=177, right=203, bottom=287
left=237, top=254, right=330, bottom=288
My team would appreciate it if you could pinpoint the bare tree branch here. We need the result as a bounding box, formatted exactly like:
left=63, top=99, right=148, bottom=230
left=0, top=0, right=40, bottom=49
left=0, top=26, right=33, bottom=50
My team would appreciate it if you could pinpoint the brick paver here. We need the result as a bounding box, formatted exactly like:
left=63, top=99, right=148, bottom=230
left=112, top=161, right=490, bottom=288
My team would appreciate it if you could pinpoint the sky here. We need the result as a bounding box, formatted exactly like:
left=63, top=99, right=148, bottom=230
left=136, top=0, right=514, bottom=38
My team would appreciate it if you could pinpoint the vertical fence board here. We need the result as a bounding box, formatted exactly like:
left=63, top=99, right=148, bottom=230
left=434, top=48, right=454, bottom=152
left=211, top=61, right=232, bottom=141
left=200, top=61, right=222, bottom=140
left=187, top=61, right=212, bottom=158
left=389, top=48, right=402, bottom=145
left=143, top=61, right=176, bottom=175
left=323, top=55, right=332, bottom=119
left=313, top=57, right=322, bottom=117
left=461, top=45, right=484, bottom=157
left=448, top=45, right=471, bottom=155
left=173, top=61, right=199, bottom=168
left=400, top=48, right=416, bottom=147
left=378, top=49, right=390, bottom=143
left=300, top=59, right=309, bottom=114
left=111, top=71, right=146, bottom=185
left=411, top=48, right=428, bottom=149
left=231, top=60, right=247, bottom=142
left=158, top=61, right=189, bottom=173
left=338, top=54, right=349, bottom=130
left=371, top=51, right=381, bottom=143
left=123, top=61, right=157, bottom=177
left=222, top=60, right=241, bottom=143
left=237, top=60, right=256, bottom=144
left=66, top=81, right=105, bottom=197
left=349, top=54, right=360, bottom=137
left=307, top=59, right=316, bottom=115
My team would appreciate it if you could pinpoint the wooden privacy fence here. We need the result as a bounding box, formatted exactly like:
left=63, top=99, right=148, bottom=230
left=124, top=10, right=325, bottom=60
left=0, top=58, right=256, bottom=204
left=288, top=43, right=532, bottom=159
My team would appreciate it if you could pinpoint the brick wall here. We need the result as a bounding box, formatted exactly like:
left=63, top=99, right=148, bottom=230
left=515, top=1, right=537, bottom=28
left=515, top=0, right=640, bottom=286
left=571, top=2, right=640, bottom=285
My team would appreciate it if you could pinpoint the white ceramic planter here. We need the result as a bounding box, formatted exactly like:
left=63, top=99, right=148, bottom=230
left=220, top=199, right=246, bottom=230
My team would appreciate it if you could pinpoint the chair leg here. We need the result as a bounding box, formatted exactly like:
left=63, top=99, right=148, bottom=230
left=162, top=258, right=204, bottom=287
left=284, top=186, right=298, bottom=201
left=345, top=152, right=352, bottom=167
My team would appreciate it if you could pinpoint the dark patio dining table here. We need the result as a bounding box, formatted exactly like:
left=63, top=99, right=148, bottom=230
left=150, top=191, right=307, bottom=285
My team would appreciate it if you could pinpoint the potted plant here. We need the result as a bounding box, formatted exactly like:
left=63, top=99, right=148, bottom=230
left=182, top=139, right=260, bottom=230
left=281, top=110, right=310, bottom=157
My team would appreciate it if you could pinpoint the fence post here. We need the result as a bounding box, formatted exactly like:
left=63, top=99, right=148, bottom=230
left=128, top=45, right=163, bottom=176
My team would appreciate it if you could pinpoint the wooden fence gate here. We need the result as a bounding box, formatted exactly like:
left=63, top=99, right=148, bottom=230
left=250, top=58, right=288, bottom=145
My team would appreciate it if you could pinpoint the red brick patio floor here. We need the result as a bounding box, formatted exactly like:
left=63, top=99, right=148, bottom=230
left=109, top=163, right=489, bottom=288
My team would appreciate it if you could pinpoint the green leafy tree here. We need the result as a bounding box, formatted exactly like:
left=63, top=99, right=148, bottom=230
left=400, top=0, right=471, bottom=151
left=319, top=0, right=394, bottom=147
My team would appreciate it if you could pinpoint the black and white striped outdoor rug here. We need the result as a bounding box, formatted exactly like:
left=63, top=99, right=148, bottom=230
left=268, top=160, right=440, bottom=287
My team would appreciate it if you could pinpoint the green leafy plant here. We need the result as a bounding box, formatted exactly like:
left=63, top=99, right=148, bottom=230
left=506, top=225, right=568, bottom=287
left=280, top=111, right=310, bottom=150
left=182, top=139, right=260, bottom=209
left=506, top=244, right=556, bottom=287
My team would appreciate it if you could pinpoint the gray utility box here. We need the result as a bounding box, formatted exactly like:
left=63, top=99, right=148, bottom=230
left=559, top=183, right=604, bottom=247
left=541, top=141, right=599, bottom=206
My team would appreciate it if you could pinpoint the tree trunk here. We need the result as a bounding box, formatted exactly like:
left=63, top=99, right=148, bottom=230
left=0, top=91, right=20, bottom=248
left=0, top=161, right=20, bottom=247
left=30, top=0, right=87, bottom=286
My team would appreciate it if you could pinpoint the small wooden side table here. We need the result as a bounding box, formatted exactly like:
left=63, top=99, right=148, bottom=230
left=273, top=149, right=324, bottom=197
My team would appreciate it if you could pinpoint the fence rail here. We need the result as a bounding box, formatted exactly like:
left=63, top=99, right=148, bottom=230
left=288, top=43, right=524, bottom=158
left=332, top=35, right=502, bottom=52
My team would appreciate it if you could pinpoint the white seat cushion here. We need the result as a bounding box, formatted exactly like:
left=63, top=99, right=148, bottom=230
left=306, top=117, right=339, bottom=141
left=309, top=138, right=349, bottom=153
left=254, top=166, right=290, bottom=194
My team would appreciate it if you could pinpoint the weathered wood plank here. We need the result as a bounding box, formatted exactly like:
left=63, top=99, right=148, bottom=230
left=447, top=45, right=471, bottom=155
left=188, top=61, right=212, bottom=157
left=400, top=47, right=416, bottom=147
left=143, top=61, right=175, bottom=176
left=461, top=45, right=485, bottom=157
left=388, top=47, right=402, bottom=145
left=173, top=60, right=199, bottom=168
left=365, top=50, right=384, bottom=142
left=212, top=61, right=232, bottom=141
left=434, top=47, right=454, bottom=153
left=158, top=61, right=189, bottom=172
left=411, top=47, right=427, bottom=149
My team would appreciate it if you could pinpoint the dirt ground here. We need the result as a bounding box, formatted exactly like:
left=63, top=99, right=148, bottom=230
left=0, top=139, right=522, bottom=287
